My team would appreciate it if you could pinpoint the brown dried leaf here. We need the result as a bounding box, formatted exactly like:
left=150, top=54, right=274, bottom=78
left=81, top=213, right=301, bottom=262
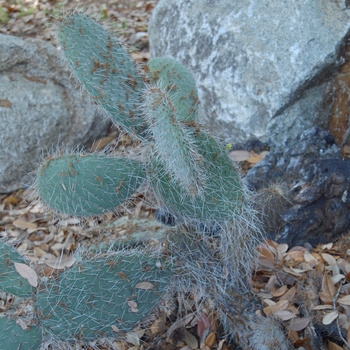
left=328, top=341, right=343, bottom=350
left=331, top=274, right=345, bottom=285
left=337, top=295, right=350, bottom=306
left=13, top=219, right=37, bottom=230
left=288, top=317, right=310, bottom=331
left=135, top=282, right=153, bottom=290
left=205, top=332, right=216, bottom=348
left=287, top=329, right=299, bottom=344
left=265, top=275, right=277, bottom=291
left=229, top=150, right=250, bottom=162
left=184, top=330, right=198, bottom=349
left=127, top=300, right=138, bottom=313
left=217, top=339, right=226, bottom=350
left=258, top=257, right=274, bottom=270
left=167, top=314, right=195, bottom=342
left=91, top=136, right=115, bottom=151
left=264, top=300, right=289, bottom=316
left=322, top=311, right=338, bottom=325
left=150, top=318, right=161, bottom=334
left=246, top=155, right=263, bottom=164
left=280, top=286, right=296, bottom=302
left=273, top=285, right=288, bottom=298
left=0, top=99, right=11, bottom=108
left=287, top=250, right=304, bottom=263
left=322, top=243, right=333, bottom=250
left=304, top=250, right=317, bottom=263
left=316, top=261, right=325, bottom=276
left=197, top=313, right=211, bottom=338
left=111, top=325, right=120, bottom=333
left=257, top=245, right=275, bottom=262
left=321, top=273, right=337, bottom=304
left=277, top=243, right=288, bottom=253
left=44, top=255, right=76, bottom=270
left=313, top=305, right=334, bottom=310
left=263, top=299, right=276, bottom=306
left=14, top=262, right=38, bottom=287
left=15, top=318, right=28, bottom=331
left=4, top=195, right=18, bottom=205
left=126, top=330, right=143, bottom=346
left=272, top=310, right=297, bottom=321
left=289, top=267, right=308, bottom=274
left=321, top=253, right=337, bottom=266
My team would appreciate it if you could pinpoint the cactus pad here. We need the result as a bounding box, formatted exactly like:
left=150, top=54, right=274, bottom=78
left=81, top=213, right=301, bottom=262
left=143, top=86, right=205, bottom=195
left=36, top=250, right=172, bottom=341
left=57, top=12, right=147, bottom=139
left=146, top=57, right=199, bottom=122
left=0, top=317, right=42, bottom=350
left=37, top=154, right=146, bottom=216
left=0, top=241, right=33, bottom=297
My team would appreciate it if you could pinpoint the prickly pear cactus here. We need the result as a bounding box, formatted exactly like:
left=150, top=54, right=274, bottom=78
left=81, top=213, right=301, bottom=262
left=57, top=12, right=147, bottom=139
left=0, top=317, right=42, bottom=350
left=0, top=241, right=33, bottom=298
left=37, top=153, right=146, bottom=216
left=36, top=250, right=172, bottom=341
left=30, top=8, right=268, bottom=348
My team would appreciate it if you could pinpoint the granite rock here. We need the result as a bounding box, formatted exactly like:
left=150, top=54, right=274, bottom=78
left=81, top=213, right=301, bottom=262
left=149, top=0, right=350, bottom=147
left=0, top=34, right=110, bottom=193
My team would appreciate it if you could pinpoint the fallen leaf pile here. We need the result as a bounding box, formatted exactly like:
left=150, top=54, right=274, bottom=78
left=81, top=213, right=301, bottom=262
left=254, top=239, right=350, bottom=349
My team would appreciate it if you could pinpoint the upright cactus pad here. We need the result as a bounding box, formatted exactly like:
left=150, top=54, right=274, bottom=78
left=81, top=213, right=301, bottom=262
left=0, top=241, right=33, bottom=297
left=57, top=12, right=147, bottom=139
left=37, top=154, right=146, bottom=216
left=149, top=131, right=244, bottom=221
left=36, top=250, right=172, bottom=341
left=146, top=57, right=199, bottom=122
left=0, top=317, right=42, bottom=350
left=143, top=86, right=205, bottom=195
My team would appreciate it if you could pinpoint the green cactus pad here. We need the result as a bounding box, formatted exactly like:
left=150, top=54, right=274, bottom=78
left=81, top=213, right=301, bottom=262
left=0, top=317, right=42, bottom=350
left=143, top=87, right=205, bottom=195
left=57, top=12, right=147, bottom=139
left=36, top=250, right=172, bottom=341
left=36, top=154, right=146, bottom=216
left=0, top=241, right=33, bottom=297
left=149, top=131, right=244, bottom=221
left=146, top=57, right=199, bottom=122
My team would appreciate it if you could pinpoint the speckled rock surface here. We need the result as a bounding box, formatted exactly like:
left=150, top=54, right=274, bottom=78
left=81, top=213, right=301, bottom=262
left=149, top=0, right=350, bottom=147
left=0, top=34, right=110, bottom=193
left=245, top=127, right=350, bottom=247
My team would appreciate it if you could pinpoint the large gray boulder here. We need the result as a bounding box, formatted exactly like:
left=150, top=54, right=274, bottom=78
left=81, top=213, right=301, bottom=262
left=149, top=0, right=350, bottom=147
left=0, top=34, right=110, bottom=193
